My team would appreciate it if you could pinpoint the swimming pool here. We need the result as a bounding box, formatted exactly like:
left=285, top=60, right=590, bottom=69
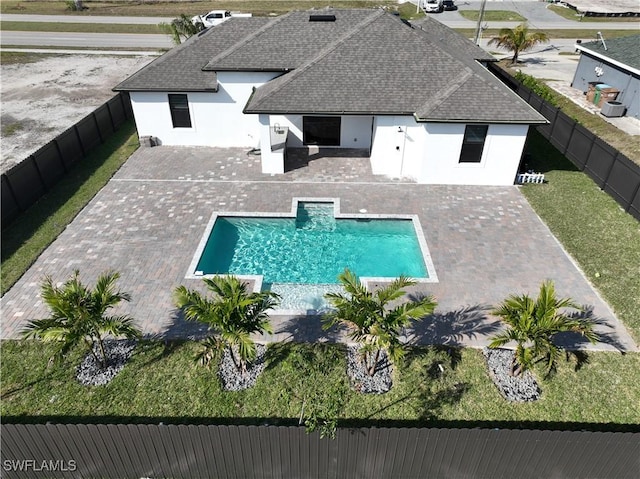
left=189, top=198, right=437, bottom=292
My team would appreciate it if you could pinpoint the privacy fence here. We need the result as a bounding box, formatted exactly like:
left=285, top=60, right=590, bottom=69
left=1, top=93, right=133, bottom=227
left=488, top=63, right=640, bottom=221
left=1, top=424, right=638, bottom=478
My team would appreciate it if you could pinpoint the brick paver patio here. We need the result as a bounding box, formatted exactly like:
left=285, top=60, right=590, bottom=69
left=1, top=146, right=636, bottom=352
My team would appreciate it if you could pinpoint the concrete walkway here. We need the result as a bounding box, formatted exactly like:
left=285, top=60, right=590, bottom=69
left=1, top=147, right=636, bottom=352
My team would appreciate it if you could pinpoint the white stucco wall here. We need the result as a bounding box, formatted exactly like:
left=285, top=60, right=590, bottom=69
left=129, top=71, right=278, bottom=147
left=420, top=123, right=529, bottom=185
left=371, top=119, right=528, bottom=185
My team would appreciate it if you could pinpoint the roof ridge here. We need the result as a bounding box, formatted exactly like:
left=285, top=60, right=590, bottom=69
left=247, top=9, right=385, bottom=109
left=203, top=12, right=294, bottom=70
left=416, top=67, right=474, bottom=118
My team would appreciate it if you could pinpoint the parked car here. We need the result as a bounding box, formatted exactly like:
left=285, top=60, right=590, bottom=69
left=423, top=0, right=444, bottom=13
left=191, top=10, right=252, bottom=29
left=443, top=0, right=457, bottom=11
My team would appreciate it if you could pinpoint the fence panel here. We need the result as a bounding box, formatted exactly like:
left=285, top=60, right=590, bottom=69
left=550, top=110, right=576, bottom=155
left=55, top=128, right=84, bottom=169
left=107, top=95, right=127, bottom=128
left=3, top=158, right=46, bottom=212
left=94, top=104, right=115, bottom=139
left=584, top=138, right=618, bottom=188
left=75, top=114, right=103, bottom=152
left=3, top=424, right=639, bottom=479
left=1, top=175, right=21, bottom=224
left=565, top=123, right=593, bottom=170
left=1, top=93, right=132, bottom=228
left=604, top=153, right=640, bottom=213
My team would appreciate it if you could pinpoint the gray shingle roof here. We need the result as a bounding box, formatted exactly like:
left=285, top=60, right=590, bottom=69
left=578, top=34, right=640, bottom=72
left=114, top=17, right=271, bottom=91
left=115, top=9, right=545, bottom=124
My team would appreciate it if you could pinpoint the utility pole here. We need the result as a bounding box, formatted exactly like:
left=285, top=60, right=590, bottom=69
left=474, top=0, right=487, bottom=46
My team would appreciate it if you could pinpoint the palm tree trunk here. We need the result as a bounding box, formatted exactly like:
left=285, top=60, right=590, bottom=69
left=96, top=336, right=108, bottom=369
left=85, top=338, right=103, bottom=368
left=368, top=349, right=381, bottom=377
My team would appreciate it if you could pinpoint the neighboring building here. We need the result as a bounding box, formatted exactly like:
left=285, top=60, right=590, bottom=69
left=572, top=35, right=640, bottom=120
left=114, top=9, right=546, bottom=186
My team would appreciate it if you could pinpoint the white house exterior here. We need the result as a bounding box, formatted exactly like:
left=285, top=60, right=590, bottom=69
left=115, top=9, right=546, bottom=186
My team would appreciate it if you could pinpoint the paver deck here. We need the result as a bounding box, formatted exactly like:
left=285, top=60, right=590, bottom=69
left=1, top=146, right=636, bottom=352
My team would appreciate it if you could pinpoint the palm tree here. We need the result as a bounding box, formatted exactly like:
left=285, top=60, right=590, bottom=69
left=323, top=268, right=437, bottom=377
left=22, top=270, right=141, bottom=369
left=159, top=14, right=204, bottom=45
left=174, top=276, right=279, bottom=374
left=489, top=281, right=598, bottom=378
left=488, top=23, right=549, bottom=65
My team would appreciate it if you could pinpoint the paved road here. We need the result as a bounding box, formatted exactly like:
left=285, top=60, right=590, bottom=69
left=1, top=30, right=173, bottom=49
left=1, top=14, right=175, bottom=24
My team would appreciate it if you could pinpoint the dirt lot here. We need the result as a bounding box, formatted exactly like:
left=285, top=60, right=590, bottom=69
left=1, top=54, right=154, bottom=174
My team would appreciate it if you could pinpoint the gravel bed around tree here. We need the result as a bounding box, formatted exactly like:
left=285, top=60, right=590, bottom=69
left=483, top=347, right=541, bottom=402
left=76, top=340, right=137, bottom=386
left=346, top=345, right=392, bottom=394
left=218, top=344, right=267, bottom=391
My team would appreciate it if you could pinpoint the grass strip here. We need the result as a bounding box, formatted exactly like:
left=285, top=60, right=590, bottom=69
left=522, top=130, right=640, bottom=343
left=547, top=5, right=640, bottom=23
left=455, top=28, right=639, bottom=40
left=0, top=1, right=399, bottom=17
left=1, top=341, right=638, bottom=429
left=0, top=21, right=162, bottom=34
left=458, top=10, right=527, bottom=22
left=0, top=121, right=139, bottom=295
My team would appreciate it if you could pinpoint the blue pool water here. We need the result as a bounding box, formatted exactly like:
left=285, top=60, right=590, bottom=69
left=196, top=202, right=428, bottom=284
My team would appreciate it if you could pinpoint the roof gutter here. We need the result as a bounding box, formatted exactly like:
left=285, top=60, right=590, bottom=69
left=413, top=113, right=548, bottom=125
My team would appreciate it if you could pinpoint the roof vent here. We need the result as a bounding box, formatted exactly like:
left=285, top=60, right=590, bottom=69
left=309, top=14, right=336, bottom=22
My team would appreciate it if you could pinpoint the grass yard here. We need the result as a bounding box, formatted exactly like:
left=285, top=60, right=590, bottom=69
left=0, top=1, right=399, bottom=17
left=522, top=130, right=640, bottom=343
left=2, top=341, right=638, bottom=430
left=547, top=4, right=640, bottom=22
left=0, top=20, right=162, bottom=34
left=458, top=10, right=527, bottom=22
left=0, top=122, right=139, bottom=295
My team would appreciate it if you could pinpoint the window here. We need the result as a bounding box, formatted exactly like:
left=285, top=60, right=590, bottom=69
left=303, top=116, right=341, bottom=146
left=168, top=94, right=191, bottom=128
left=459, top=125, right=488, bottom=163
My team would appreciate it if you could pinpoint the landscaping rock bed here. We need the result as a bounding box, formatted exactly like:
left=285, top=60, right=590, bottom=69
left=346, top=345, right=392, bottom=394
left=483, top=348, right=541, bottom=402
left=76, top=340, right=137, bottom=386
left=219, top=344, right=266, bottom=391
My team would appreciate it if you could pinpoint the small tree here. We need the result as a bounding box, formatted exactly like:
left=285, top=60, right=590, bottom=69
left=159, top=14, right=204, bottom=45
left=323, top=268, right=436, bottom=377
left=174, top=276, right=279, bottom=374
left=488, top=23, right=549, bottom=64
left=22, top=270, right=141, bottom=368
left=489, top=281, right=598, bottom=378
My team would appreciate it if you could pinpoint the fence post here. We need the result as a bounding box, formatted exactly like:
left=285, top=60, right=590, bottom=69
left=53, top=138, right=68, bottom=173
left=628, top=181, right=640, bottom=214
left=29, top=155, right=49, bottom=192
left=74, top=124, right=86, bottom=158
left=2, top=173, right=22, bottom=214
left=93, top=112, right=104, bottom=144
left=106, top=100, right=116, bottom=132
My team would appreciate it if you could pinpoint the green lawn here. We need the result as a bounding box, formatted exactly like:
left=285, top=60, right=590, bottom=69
left=522, top=131, right=640, bottom=343
left=0, top=122, right=139, bottom=295
left=458, top=10, right=527, bottom=22
left=0, top=21, right=162, bottom=34
left=0, top=1, right=399, bottom=17
left=2, top=341, right=638, bottom=430
left=547, top=4, right=640, bottom=22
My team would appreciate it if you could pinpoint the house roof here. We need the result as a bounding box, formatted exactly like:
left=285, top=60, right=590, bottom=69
left=576, top=34, right=640, bottom=74
left=113, top=17, right=271, bottom=92
left=115, top=9, right=546, bottom=124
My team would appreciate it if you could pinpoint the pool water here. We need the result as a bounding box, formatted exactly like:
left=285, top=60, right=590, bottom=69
left=196, top=202, right=428, bottom=284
